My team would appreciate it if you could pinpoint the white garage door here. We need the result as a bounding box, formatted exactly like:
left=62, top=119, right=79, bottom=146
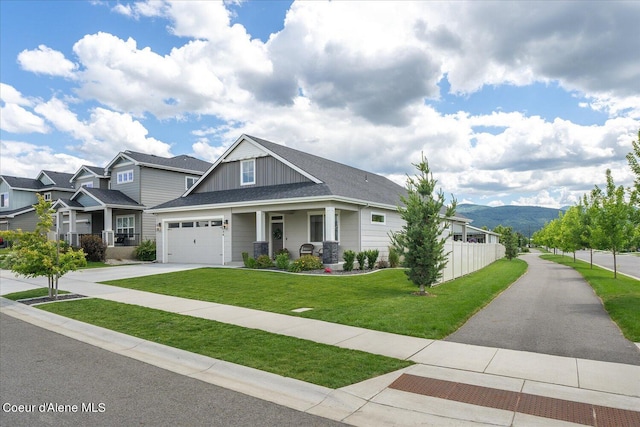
left=167, top=220, right=224, bottom=264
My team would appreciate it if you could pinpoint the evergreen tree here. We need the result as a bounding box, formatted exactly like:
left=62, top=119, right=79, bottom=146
left=390, top=154, right=456, bottom=295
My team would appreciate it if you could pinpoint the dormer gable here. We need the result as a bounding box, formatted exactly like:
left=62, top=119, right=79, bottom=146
left=185, top=135, right=321, bottom=196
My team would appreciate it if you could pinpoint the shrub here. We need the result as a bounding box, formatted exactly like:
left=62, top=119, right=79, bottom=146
left=256, top=254, right=274, bottom=268
left=80, top=235, right=107, bottom=262
left=342, top=250, right=356, bottom=271
left=377, top=259, right=389, bottom=269
left=388, top=246, right=400, bottom=268
left=365, top=249, right=379, bottom=270
left=288, top=255, right=323, bottom=272
left=275, top=248, right=290, bottom=258
left=356, top=251, right=367, bottom=270
left=134, top=239, right=156, bottom=261
left=242, top=252, right=256, bottom=268
left=275, top=252, right=290, bottom=270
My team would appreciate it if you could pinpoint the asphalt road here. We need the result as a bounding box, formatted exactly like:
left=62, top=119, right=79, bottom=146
left=0, top=313, right=344, bottom=427
left=572, top=249, right=639, bottom=279
left=446, top=252, right=640, bottom=365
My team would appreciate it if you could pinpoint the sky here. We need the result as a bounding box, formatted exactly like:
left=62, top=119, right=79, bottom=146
left=1, top=0, right=638, bottom=208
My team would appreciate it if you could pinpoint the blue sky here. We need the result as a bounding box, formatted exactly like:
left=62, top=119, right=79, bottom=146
left=1, top=1, right=638, bottom=208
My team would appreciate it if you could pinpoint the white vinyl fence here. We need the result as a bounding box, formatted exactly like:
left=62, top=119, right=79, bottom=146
left=438, top=241, right=505, bottom=284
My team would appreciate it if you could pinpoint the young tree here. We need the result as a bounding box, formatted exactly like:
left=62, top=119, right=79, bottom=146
left=494, top=225, right=518, bottom=260
left=2, top=195, right=86, bottom=298
left=589, top=170, right=634, bottom=278
left=559, top=206, right=584, bottom=261
left=390, top=154, right=457, bottom=295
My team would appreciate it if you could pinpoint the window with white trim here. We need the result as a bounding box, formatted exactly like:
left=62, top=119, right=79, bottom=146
left=240, top=159, right=255, bottom=185
left=81, top=181, right=94, bottom=188
left=0, top=192, right=9, bottom=208
left=371, top=212, right=386, bottom=224
left=116, top=215, right=135, bottom=237
left=185, top=176, right=198, bottom=190
left=116, top=170, right=134, bottom=184
left=43, top=192, right=52, bottom=201
left=308, top=212, right=339, bottom=242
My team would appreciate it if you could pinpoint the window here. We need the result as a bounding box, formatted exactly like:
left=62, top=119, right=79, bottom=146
left=116, top=215, right=135, bottom=237
left=116, top=170, right=134, bottom=184
left=81, top=181, right=94, bottom=188
left=0, top=193, right=8, bottom=208
left=181, top=221, right=194, bottom=228
left=168, top=222, right=180, bottom=229
left=308, top=213, right=339, bottom=242
left=241, top=159, right=255, bottom=185
left=371, top=212, right=386, bottom=224
left=43, top=192, right=52, bottom=201
left=186, top=176, right=198, bottom=190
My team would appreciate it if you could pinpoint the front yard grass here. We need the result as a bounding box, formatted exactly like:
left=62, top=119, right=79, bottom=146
left=3, top=288, right=70, bottom=300
left=37, top=298, right=412, bottom=388
left=541, top=254, right=640, bottom=342
left=102, top=258, right=527, bottom=340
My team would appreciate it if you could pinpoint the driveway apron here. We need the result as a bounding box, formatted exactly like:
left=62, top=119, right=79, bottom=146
left=446, top=252, right=640, bottom=366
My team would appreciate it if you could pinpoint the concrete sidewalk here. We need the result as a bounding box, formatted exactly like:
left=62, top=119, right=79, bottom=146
left=2, top=266, right=639, bottom=426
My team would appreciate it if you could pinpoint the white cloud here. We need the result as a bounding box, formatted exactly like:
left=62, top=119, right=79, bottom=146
left=0, top=84, right=48, bottom=134
left=33, top=97, right=172, bottom=163
left=17, top=45, right=77, bottom=78
left=0, top=140, right=85, bottom=177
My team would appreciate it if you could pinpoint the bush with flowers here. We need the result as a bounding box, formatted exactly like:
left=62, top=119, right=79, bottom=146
left=288, top=255, right=323, bottom=272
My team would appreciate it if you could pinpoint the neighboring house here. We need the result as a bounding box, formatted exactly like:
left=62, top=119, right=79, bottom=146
left=53, top=150, right=212, bottom=249
left=0, top=171, right=75, bottom=231
left=149, top=134, right=474, bottom=266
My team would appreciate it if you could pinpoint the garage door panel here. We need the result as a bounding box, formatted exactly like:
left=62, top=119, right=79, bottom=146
left=167, top=221, right=223, bottom=264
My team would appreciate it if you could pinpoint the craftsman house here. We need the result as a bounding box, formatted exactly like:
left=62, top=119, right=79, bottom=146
left=149, top=134, right=472, bottom=266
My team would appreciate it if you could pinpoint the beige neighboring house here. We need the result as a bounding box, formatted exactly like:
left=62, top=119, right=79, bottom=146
left=52, top=151, right=211, bottom=255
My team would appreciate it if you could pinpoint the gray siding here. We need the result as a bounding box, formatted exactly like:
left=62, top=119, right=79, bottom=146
left=6, top=211, right=39, bottom=231
left=196, top=156, right=310, bottom=193
left=110, top=163, right=141, bottom=201
left=360, top=208, right=403, bottom=261
left=76, top=193, right=100, bottom=207
left=140, top=167, right=193, bottom=241
left=0, top=185, right=37, bottom=212
left=231, top=213, right=256, bottom=262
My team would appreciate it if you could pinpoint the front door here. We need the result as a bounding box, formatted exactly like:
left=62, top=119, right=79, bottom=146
left=271, top=216, right=284, bottom=257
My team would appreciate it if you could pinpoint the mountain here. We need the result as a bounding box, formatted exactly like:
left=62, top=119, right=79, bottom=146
left=456, top=204, right=565, bottom=237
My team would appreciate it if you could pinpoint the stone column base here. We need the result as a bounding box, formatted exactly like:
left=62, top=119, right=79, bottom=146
left=253, top=241, right=269, bottom=259
left=322, top=241, right=339, bottom=264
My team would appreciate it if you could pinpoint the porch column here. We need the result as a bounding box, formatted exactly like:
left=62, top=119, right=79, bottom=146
left=253, top=210, right=268, bottom=258
left=322, top=207, right=339, bottom=264
left=66, top=210, right=79, bottom=246
left=56, top=210, right=63, bottom=239
left=103, top=207, right=114, bottom=247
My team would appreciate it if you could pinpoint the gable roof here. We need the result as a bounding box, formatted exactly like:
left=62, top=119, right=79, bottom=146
left=70, top=187, right=145, bottom=209
left=0, top=206, right=35, bottom=218
left=105, top=150, right=212, bottom=175
left=70, top=165, right=108, bottom=182
left=1, top=171, right=75, bottom=192
left=38, top=171, right=75, bottom=189
left=180, top=134, right=406, bottom=208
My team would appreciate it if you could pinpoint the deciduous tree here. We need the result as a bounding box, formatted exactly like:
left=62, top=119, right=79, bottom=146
left=2, top=195, right=86, bottom=298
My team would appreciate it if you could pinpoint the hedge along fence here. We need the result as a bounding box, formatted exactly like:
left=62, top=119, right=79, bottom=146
left=439, top=242, right=506, bottom=284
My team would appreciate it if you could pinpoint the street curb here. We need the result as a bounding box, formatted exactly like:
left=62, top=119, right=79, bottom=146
left=0, top=297, right=362, bottom=421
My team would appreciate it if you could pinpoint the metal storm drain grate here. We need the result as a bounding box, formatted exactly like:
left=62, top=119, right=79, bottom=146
left=389, top=374, right=640, bottom=426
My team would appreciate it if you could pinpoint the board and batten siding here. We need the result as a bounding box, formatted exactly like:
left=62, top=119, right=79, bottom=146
left=231, top=212, right=256, bottom=262
left=360, top=208, right=403, bottom=261
left=195, top=156, right=311, bottom=193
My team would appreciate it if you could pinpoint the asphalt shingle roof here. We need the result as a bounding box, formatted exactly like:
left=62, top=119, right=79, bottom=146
left=123, top=151, right=212, bottom=173
left=80, top=188, right=144, bottom=207
left=41, top=171, right=75, bottom=189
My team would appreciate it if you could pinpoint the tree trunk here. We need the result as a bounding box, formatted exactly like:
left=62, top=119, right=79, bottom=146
left=48, top=276, right=53, bottom=298
left=54, top=275, right=59, bottom=300
left=613, top=250, right=617, bottom=279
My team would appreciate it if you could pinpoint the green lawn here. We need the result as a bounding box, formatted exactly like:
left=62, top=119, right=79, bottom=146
left=37, top=298, right=412, bottom=388
left=3, top=288, right=70, bottom=300
left=541, top=254, right=640, bottom=342
left=102, top=259, right=527, bottom=339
